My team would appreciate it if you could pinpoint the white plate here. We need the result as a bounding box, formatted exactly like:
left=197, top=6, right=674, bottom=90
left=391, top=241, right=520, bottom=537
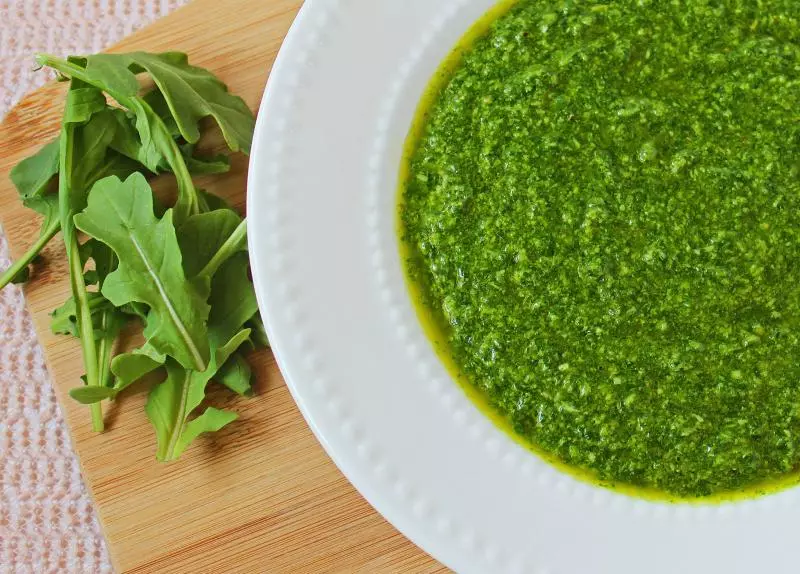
left=247, top=1, right=799, bottom=572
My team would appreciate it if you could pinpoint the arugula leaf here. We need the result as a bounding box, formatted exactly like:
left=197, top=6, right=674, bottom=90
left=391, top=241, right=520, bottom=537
left=173, top=408, right=238, bottom=458
left=50, top=297, right=81, bottom=336
left=51, top=289, right=128, bottom=392
left=36, top=52, right=255, bottom=223
left=51, top=292, right=116, bottom=337
left=132, top=100, right=186, bottom=186
left=177, top=209, right=244, bottom=277
left=120, top=301, right=149, bottom=321
left=0, top=111, right=150, bottom=292
left=69, top=386, right=117, bottom=405
left=143, top=89, right=180, bottom=138
left=75, top=237, right=128, bottom=390
left=97, top=305, right=130, bottom=389
left=246, top=314, right=270, bottom=349
left=217, top=353, right=253, bottom=396
left=0, top=118, right=221, bottom=290
left=146, top=329, right=249, bottom=461
left=23, top=192, right=59, bottom=221
left=80, top=239, right=117, bottom=287
left=181, top=144, right=231, bottom=175
left=2, top=140, right=60, bottom=287
left=175, top=217, right=259, bottom=396
left=106, top=107, right=161, bottom=173
left=11, top=120, right=149, bottom=204
left=74, top=173, right=211, bottom=371
left=198, top=189, right=232, bottom=212
left=107, top=106, right=226, bottom=175
left=12, top=128, right=145, bottom=207
left=12, top=49, right=260, bottom=452
left=208, top=252, right=258, bottom=345
left=0, top=195, right=60, bottom=287
left=197, top=219, right=247, bottom=281
left=10, top=139, right=59, bottom=200
left=82, top=52, right=254, bottom=153
left=59, top=80, right=116, bottom=432
left=111, top=343, right=165, bottom=394
left=36, top=55, right=200, bottom=222
left=63, top=86, right=107, bottom=126
left=100, top=105, right=230, bottom=177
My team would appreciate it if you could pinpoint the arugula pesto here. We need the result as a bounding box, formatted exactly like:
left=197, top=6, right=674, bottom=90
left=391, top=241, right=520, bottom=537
left=402, top=0, right=800, bottom=498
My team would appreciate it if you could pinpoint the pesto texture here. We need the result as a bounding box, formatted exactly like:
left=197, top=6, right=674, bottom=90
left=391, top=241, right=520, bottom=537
left=402, top=0, right=800, bottom=497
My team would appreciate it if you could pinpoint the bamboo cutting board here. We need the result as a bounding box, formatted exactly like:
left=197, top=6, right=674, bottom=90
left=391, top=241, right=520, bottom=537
left=0, top=1, right=446, bottom=572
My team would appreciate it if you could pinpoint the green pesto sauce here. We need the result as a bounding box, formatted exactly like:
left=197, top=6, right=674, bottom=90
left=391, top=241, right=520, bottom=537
left=401, top=0, right=800, bottom=499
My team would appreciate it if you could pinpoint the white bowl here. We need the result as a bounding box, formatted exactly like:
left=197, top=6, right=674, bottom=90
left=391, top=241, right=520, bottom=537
left=247, top=1, right=799, bottom=572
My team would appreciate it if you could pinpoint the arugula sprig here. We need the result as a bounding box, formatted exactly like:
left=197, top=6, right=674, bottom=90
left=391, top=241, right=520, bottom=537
left=75, top=172, right=213, bottom=371
left=36, top=52, right=252, bottom=221
left=0, top=50, right=265, bottom=459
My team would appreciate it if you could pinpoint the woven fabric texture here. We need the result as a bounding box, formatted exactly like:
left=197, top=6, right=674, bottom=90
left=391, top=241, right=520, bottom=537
left=0, top=1, right=189, bottom=572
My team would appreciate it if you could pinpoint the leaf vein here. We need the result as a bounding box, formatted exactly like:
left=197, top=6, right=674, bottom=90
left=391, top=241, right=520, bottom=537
left=129, top=231, right=206, bottom=371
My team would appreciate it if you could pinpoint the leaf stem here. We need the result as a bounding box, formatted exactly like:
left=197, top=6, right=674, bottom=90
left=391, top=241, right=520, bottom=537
left=68, top=239, right=104, bottom=432
left=0, top=217, right=60, bottom=290
left=165, top=370, right=192, bottom=461
left=97, top=310, right=112, bottom=388
left=198, top=219, right=247, bottom=280
left=154, top=122, right=198, bottom=220
left=59, top=99, right=103, bottom=433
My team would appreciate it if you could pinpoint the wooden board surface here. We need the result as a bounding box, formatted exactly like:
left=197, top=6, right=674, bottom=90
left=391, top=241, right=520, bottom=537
left=0, top=1, right=446, bottom=572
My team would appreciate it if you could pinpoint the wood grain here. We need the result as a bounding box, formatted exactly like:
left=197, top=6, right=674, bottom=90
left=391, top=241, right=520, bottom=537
left=0, top=1, right=447, bottom=572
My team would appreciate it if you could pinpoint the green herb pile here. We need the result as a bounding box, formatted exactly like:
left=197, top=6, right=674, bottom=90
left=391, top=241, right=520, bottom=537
left=403, top=0, right=800, bottom=497
left=0, top=52, right=267, bottom=461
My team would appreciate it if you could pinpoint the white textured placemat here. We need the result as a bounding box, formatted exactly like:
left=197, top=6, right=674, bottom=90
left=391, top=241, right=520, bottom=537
left=0, top=1, right=189, bottom=572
